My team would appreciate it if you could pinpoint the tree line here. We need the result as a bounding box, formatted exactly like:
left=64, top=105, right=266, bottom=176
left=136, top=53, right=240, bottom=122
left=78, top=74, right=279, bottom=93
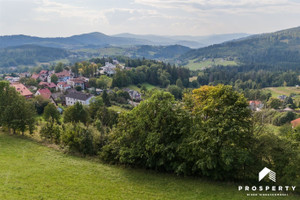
left=1, top=81, right=299, bottom=185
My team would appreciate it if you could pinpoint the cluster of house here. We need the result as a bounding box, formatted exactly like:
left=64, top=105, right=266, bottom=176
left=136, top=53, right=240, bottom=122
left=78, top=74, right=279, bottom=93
left=6, top=69, right=94, bottom=107
left=99, top=60, right=127, bottom=76
left=5, top=61, right=142, bottom=109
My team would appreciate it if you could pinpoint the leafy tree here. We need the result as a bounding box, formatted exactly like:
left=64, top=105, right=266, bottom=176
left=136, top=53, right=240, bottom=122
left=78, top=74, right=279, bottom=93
left=40, top=122, right=61, bottom=144
left=44, top=103, right=60, bottom=123
left=61, top=123, right=96, bottom=155
left=54, top=62, right=64, bottom=73
left=267, top=97, right=282, bottom=109
left=51, top=74, right=58, bottom=84
left=182, top=85, right=254, bottom=179
left=29, top=95, right=50, bottom=115
left=102, top=90, right=111, bottom=106
left=101, top=91, right=191, bottom=172
left=176, top=79, right=183, bottom=88
left=64, top=102, right=89, bottom=124
left=89, top=96, right=104, bottom=120
left=167, top=85, right=182, bottom=99
left=0, top=82, right=36, bottom=135
left=75, top=85, right=82, bottom=91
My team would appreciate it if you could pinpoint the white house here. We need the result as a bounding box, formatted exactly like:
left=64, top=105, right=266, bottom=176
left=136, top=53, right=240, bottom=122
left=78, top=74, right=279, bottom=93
left=65, top=90, right=94, bottom=106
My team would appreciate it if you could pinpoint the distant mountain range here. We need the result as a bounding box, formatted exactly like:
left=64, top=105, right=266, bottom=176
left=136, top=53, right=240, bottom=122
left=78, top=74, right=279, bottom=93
left=181, top=26, right=300, bottom=69
left=1, top=26, right=300, bottom=70
left=0, top=32, right=249, bottom=49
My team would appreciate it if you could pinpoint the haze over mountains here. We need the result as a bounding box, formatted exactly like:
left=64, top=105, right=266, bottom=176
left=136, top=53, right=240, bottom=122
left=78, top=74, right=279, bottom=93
left=1, top=26, right=300, bottom=70
left=181, top=26, right=300, bottom=67
left=0, top=32, right=249, bottom=49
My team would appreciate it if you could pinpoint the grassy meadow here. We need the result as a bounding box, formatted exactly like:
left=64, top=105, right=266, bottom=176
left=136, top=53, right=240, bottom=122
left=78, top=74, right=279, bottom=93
left=0, top=131, right=299, bottom=200
left=184, top=58, right=238, bottom=70
left=264, top=86, right=300, bottom=103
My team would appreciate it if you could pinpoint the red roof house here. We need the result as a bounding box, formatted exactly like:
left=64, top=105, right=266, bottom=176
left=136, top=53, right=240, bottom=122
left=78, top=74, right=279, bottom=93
left=10, top=83, right=33, bottom=99
left=39, top=81, right=56, bottom=88
left=291, top=118, right=300, bottom=128
left=31, top=73, right=40, bottom=80
left=35, top=88, right=52, bottom=99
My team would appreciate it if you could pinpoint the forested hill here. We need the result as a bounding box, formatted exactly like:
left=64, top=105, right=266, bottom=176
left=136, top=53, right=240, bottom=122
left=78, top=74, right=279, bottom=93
left=0, top=45, right=69, bottom=67
left=181, top=26, right=300, bottom=66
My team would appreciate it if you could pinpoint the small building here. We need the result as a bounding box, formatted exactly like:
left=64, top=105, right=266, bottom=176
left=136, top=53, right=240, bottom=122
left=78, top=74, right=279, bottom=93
left=35, top=88, right=52, bottom=99
left=49, top=70, right=71, bottom=83
left=123, top=88, right=142, bottom=101
left=39, top=82, right=56, bottom=89
left=100, top=62, right=116, bottom=76
left=291, top=118, right=300, bottom=128
left=56, top=82, right=71, bottom=92
left=249, top=100, right=264, bottom=111
left=67, top=77, right=86, bottom=90
left=65, top=90, right=94, bottom=106
left=10, top=83, right=33, bottom=99
left=31, top=73, right=40, bottom=80
left=278, top=95, right=287, bottom=101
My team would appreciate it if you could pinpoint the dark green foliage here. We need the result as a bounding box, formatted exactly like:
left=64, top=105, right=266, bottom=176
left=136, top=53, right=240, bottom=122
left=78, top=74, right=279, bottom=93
left=75, top=85, right=82, bottom=91
left=182, top=85, right=254, bottom=180
left=102, top=90, right=111, bottom=106
left=54, top=62, right=64, bottom=73
left=101, top=91, right=191, bottom=172
left=0, top=45, right=69, bottom=67
left=51, top=74, right=58, bottom=84
left=64, top=102, right=89, bottom=124
left=40, top=122, right=61, bottom=144
left=197, top=65, right=300, bottom=89
left=61, top=123, right=96, bottom=155
left=273, top=111, right=296, bottom=126
left=267, top=97, right=282, bottom=109
left=104, top=58, right=190, bottom=88
left=182, top=26, right=300, bottom=66
left=96, top=107, right=118, bottom=128
left=167, top=85, right=182, bottom=99
left=0, top=81, right=36, bottom=134
left=43, top=103, right=60, bottom=123
left=29, top=96, right=50, bottom=115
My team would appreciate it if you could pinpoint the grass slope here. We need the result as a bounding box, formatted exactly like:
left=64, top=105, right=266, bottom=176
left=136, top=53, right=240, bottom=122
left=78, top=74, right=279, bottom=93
left=0, top=132, right=298, bottom=200
left=264, top=86, right=300, bottom=102
left=185, top=58, right=238, bottom=70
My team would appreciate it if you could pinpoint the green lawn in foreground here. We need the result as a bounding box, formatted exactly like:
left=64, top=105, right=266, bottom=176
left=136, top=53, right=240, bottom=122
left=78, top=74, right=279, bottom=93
left=0, top=132, right=298, bottom=200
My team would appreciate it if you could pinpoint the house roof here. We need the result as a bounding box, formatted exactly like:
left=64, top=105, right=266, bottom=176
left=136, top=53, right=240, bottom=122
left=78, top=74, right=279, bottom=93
left=56, top=70, right=70, bottom=78
left=249, top=100, right=262, bottom=105
left=39, top=70, right=48, bottom=75
left=57, top=82, right=70, bottom=87
left=69, top=78, right=84, bottom=84
left=291, top=118, right=300, bottom=128
left=66, top=90, right=93, bottom=101
left=31, top=73, right=39, bottom=80
left=39, top=82, right=56, bottom=88
left=37, top=88, right=52, bottom=99
left=11, top=83, right=33, bottom=97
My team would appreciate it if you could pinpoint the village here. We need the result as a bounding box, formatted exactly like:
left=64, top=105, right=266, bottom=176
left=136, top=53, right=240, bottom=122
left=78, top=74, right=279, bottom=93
left=3, top=60, right=142, bottom=114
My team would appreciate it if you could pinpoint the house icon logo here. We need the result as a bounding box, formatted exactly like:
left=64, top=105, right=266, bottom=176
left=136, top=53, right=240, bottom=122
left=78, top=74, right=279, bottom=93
left=259, top=167, right=276, bottom=182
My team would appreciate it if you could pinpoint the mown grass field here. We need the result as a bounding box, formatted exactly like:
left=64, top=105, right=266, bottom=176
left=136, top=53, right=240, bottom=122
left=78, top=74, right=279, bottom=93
left=185, top=58, right=238, bottom=70
left=264, top=86, right=300, bottom=102
left=126, top=83, right=158, bottom=92
left=0, top=132, right=298, bottom=200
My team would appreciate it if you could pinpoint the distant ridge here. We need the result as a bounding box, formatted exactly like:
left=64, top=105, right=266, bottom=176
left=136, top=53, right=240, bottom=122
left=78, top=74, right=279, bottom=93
left=181, top=26, right=300, bottom=67
left=0, top=32, right=249, bottom=49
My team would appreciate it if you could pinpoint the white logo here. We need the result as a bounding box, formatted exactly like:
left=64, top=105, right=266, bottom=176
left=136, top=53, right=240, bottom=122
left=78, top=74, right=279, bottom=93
left=259, top=167, right=276, bottom=182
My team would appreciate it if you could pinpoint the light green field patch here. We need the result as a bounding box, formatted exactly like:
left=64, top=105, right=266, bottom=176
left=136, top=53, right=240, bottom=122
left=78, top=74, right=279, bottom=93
left=185, top=58, right=238, bottom=71
left=1, top=132, right=297, bottom=200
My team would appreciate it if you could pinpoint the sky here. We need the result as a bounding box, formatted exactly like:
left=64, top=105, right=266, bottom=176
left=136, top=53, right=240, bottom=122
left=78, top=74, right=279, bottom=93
left=1, top=0, right=300, bottom=37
